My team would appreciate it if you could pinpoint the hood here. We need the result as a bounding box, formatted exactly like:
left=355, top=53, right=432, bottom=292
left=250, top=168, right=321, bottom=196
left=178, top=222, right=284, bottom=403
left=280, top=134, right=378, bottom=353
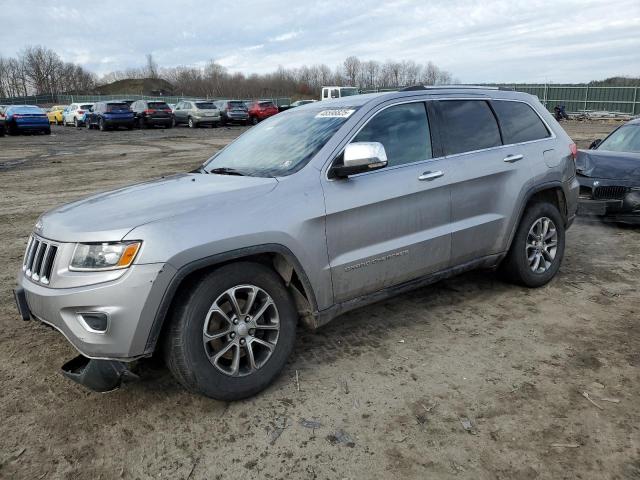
left=576, top=149, right=640, bottom=180
left=38, top=173, right=277, bottom=242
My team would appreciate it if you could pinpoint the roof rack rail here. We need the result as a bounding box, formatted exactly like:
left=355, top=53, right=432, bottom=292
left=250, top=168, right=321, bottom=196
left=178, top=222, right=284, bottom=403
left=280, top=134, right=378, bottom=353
left=400, top=85, right=500, bottom=91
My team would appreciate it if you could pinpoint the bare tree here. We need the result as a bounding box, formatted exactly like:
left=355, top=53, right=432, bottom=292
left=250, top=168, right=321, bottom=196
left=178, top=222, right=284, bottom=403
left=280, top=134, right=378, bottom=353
left=343, top=56, right=361, bottom=87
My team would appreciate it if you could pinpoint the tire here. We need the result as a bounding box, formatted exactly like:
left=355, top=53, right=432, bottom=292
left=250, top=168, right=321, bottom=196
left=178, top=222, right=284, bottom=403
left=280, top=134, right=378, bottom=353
left=73, top=117, right=78, bottom=128
left=99, top=118, right=106, bottom=131
left=164, top=262, right=297, bottom=400
left=251, top=116, right=258, bottom=125
left=0, top=127, right=5, bottom=137
left=86, top=118, right=92, bottom=129
left=500, top=201, right=565, bottom=288
left=188, top=117, right=195, bottom=128
left=43, top=128, right=51, bottom=135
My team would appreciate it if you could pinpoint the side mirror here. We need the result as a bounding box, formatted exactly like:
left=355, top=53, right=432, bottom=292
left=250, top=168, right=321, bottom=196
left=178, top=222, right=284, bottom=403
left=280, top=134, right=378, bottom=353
left=330, top=142, right=388, bottom=178
left=589, top=139, right=602, bottom=150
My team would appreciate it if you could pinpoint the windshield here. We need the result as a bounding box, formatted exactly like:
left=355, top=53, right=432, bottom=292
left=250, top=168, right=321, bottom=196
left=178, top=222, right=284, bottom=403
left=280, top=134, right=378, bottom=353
left=195, top=102, right=216, bottom=110
left=106, top=103, right=129, bottom=112
left=203, top=107, right=356, bottom=176
left=598, top=125, right=640, bottom=153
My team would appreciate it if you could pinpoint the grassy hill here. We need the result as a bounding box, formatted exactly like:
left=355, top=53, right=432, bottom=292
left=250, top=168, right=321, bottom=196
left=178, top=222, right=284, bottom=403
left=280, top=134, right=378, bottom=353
left=95, top=78, right=175, bottom=95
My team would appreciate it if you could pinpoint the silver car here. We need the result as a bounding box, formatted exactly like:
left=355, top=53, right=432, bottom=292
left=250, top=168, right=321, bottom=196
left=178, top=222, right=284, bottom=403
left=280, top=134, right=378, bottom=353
left=173, top=100, right=220, bottom=128
left=14, top=86, right=579, bottom=399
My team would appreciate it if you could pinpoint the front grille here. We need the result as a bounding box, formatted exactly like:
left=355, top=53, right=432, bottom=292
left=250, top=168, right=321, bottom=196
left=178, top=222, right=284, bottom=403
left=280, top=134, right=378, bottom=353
left=22, top=235, right=58, bottom=285
left=593, top=185, right=629, bottom=200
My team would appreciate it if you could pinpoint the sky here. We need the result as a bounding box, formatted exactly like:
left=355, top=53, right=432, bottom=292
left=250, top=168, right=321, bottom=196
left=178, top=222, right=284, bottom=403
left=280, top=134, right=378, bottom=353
left=0, top=0, right=638, bottom=83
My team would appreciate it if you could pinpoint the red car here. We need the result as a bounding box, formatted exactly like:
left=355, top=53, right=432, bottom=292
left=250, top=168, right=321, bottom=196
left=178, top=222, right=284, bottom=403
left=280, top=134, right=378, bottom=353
left=246, top=100, right=279, bottom=125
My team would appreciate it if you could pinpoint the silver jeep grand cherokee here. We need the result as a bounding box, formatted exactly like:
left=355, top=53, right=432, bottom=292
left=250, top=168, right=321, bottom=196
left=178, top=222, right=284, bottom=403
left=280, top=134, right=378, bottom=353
left=14, top=86, right=579, bottom=400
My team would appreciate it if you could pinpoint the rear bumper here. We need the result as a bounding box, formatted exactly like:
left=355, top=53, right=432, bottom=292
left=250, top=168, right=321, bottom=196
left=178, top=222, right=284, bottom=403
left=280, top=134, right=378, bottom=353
left=104, top=119, right=134, bottom=126
left=144, top=117, right=173, bottom=125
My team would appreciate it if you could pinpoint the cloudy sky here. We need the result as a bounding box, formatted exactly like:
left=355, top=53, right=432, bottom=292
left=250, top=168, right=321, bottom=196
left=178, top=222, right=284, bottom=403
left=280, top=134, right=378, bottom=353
left=1, top=0, right=638, bottom=83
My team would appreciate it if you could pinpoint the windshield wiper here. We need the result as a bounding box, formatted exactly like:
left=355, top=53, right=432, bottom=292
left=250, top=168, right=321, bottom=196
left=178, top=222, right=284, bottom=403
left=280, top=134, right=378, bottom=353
left=208, top=167, right=246, bottom=176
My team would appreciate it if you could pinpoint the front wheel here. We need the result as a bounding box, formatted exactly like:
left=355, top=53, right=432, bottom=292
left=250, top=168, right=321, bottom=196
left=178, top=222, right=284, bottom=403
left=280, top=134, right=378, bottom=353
left=188, top=117, right=195, bottom=128
left=73, top=117, right=79, bottom=128
left=164, top=262, right=297, bottom=400
left=99, top=118, right=106, bottom=131
left=251, top=116, right=259, bottom=125
left=500, top=202, right=565, bottom=287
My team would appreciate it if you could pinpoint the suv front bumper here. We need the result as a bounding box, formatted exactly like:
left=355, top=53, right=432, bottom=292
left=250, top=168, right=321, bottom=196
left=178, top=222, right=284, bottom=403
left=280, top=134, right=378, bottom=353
left=16, top=263, right=165, bottom=361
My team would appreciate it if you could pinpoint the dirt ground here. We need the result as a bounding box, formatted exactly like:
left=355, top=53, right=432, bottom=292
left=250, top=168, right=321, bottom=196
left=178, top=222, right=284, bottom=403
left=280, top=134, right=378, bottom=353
left=0, top=120, right=638, bottom=480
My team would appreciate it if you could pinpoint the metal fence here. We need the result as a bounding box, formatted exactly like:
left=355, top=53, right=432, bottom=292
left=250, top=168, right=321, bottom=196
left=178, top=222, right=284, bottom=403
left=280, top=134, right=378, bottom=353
left=2, top=85, right=639, bottom=115
left=497, top=84, right=639, bottom=115
left=0, top=93, right=292, bottom=108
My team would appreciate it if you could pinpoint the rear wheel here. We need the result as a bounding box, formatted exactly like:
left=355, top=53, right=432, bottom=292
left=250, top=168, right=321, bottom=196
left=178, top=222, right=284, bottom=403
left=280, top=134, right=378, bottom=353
left=73, top=117, right=79, bottom=128
left=500, top=202, right=565, bottom=287
left=99, top=118, right=106, bottom=131
left=86, top=119, right=92, bottom=129
left=188, top=117, right=195, bottom=128
left=164, top=262, right=297, bottom=400
left=251, top=116, right=259, bottom=125
left=43, top=128, right=51, bottom=135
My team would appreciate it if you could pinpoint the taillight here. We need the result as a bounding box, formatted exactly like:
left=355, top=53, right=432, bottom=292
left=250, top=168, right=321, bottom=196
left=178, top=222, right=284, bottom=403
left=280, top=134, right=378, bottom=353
left=144, top=109, right=156, bottom=114
left=569, top=143, right=577, bottom=160
left=13, top=114, right=22, bottom=119
left=78, top=110, right=84, bottom=114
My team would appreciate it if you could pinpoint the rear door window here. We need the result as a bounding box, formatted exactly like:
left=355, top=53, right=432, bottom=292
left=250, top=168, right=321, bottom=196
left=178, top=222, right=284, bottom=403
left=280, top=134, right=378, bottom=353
left=353, top=102, right=432, bottom=168
left=492, top=100, right=550, bottom=144
left=439, top=100, right=501, bottom=155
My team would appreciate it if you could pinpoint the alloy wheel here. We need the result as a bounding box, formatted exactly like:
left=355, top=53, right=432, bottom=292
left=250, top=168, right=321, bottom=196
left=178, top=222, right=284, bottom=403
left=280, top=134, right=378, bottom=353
left=526, top=216, right=558, bottom=273
left=202, top=285, right=280, bottom=377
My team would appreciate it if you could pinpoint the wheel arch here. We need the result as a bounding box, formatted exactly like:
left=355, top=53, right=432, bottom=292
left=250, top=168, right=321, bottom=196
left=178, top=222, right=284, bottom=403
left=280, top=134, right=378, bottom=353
left=142, top=244, right=318, bottom=355
left=506, top=182, right=568, bottom=252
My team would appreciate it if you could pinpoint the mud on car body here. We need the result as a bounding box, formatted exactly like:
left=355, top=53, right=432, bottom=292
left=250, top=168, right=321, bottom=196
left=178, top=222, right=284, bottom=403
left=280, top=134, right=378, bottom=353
left=576, top=118, right=640, bottom=224
left=14, top=86, right=579, bottom=400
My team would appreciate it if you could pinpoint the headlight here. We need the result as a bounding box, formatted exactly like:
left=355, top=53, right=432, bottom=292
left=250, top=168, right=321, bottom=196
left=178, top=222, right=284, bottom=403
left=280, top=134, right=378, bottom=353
left=70, top=241, right=141, bottom=271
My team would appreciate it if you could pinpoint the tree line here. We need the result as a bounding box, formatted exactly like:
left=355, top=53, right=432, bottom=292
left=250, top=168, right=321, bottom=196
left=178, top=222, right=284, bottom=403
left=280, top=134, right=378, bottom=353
left=0, top=46, right=456, bottom=99
left=0, top=46, right=96, bottom=98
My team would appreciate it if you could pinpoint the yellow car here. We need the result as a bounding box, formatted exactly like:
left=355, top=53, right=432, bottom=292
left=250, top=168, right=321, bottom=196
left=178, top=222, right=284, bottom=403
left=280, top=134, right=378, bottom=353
left=47, top=105, right=67, bottom=125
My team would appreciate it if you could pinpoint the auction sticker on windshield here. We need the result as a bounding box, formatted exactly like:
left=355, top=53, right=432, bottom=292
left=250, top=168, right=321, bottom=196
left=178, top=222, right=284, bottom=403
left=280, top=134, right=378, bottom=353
left=315, top=109, right=355, bottom=119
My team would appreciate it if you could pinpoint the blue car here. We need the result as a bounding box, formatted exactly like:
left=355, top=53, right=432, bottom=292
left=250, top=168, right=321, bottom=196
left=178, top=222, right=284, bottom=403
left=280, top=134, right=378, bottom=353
left=85, top=102, right=135, bottom=131
left=5, top=105, right=51, bottom=135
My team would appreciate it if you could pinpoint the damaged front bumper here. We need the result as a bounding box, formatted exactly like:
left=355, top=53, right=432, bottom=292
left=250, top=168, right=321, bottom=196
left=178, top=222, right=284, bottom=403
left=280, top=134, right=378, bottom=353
left=576, top=175, right=640, bottom=224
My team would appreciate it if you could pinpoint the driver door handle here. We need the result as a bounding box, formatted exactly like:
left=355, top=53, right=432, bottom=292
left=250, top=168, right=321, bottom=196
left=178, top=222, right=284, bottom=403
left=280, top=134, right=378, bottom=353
left=418, top=170, right=444, bottom=181
left=503, top=154, right=524, bottom=163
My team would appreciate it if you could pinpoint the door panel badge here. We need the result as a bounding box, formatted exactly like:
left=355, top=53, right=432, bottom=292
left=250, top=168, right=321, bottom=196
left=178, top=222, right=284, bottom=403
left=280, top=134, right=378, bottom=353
left=344, top=249, right=409, bottom=272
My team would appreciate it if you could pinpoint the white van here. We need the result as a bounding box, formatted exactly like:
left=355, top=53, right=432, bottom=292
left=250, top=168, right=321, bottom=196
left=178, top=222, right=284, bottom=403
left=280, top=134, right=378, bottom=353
left=321, top=86, right=359, bottom=100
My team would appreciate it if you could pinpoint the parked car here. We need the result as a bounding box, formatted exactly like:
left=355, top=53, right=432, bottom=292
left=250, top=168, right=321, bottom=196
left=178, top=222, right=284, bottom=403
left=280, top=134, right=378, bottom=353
left=46, top=105, right=67, bottom=125
left=4, top=105, right=50, bottom=134
left=173, top=100, right=220, bottom=128
left=63, top=103, right=94, bottom=127
left=0, top=105, right=7, bottom=137
left=131, top=100, right=173, bottom=128
left=214, top=100, right=249, bottom=125
left=246, top=100, right=279, bottom=125
left=85, top=101, right=135, bottom=131
left=576, top=118, right=640, bottom=224
left=116, top=99, right=135, bottom=107
left=289, top=99, right=317, bottom=108
left=14, top=87, right=578, bottom=400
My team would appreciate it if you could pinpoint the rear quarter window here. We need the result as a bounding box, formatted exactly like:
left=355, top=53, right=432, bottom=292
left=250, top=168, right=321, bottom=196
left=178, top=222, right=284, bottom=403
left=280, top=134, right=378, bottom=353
left=492, top=100, right=550, bottom=144
left=439, top=100, right=501, bottom=155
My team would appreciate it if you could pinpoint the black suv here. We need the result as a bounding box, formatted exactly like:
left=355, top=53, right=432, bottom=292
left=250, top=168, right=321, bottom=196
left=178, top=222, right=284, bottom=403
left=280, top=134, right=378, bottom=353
left=131, top=100, right=173, bottom=129
left=85, top=102, right=135, bottom=131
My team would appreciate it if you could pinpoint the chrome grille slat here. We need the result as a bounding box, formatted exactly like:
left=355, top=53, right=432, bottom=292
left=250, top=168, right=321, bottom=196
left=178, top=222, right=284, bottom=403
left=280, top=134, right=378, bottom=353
left=25, top=239, right=40, bottom=275
left=22, top=235, right=59, bottom=285
left=40, top=245, right=58, bottom=284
